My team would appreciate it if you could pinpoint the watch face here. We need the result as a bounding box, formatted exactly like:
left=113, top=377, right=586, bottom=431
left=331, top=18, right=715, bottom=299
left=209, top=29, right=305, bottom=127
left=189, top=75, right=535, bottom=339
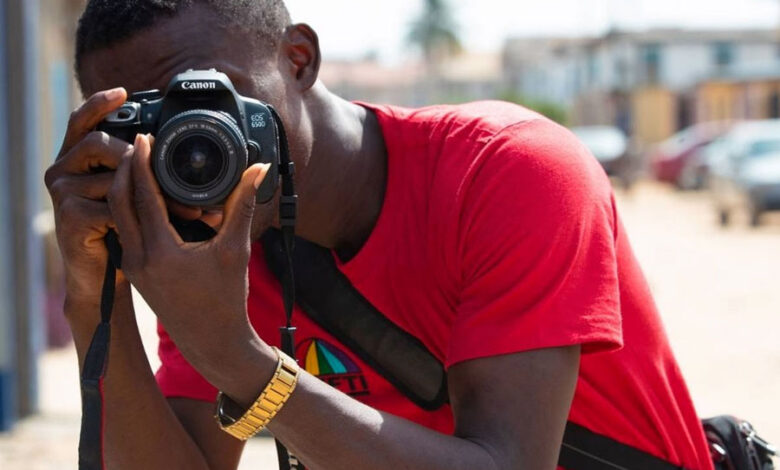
left=215, top=392, right=241, bottom=426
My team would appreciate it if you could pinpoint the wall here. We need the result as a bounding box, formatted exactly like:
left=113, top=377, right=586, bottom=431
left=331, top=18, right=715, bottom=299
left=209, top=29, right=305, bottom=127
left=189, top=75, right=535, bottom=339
left=632, top=86, right=678, bottom=145
left=660, top=43, right=713, bottom=90
left=696, top=79, right=780, bottom=122
left=503, top=30, right=780, bottom=144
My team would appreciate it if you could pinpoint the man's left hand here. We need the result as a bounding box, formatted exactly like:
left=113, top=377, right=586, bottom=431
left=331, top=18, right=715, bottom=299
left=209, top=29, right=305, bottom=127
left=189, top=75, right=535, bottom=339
left=107, top=133, right=273, bottom=390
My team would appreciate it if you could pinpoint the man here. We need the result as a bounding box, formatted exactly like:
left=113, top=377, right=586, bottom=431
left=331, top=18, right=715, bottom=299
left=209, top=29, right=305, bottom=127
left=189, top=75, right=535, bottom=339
left=44, top=0, right=713, bottom=469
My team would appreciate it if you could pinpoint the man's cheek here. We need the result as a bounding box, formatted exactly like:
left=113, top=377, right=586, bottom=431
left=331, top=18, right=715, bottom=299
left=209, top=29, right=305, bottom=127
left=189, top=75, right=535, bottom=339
left=250, top=204, right=276, bottom=240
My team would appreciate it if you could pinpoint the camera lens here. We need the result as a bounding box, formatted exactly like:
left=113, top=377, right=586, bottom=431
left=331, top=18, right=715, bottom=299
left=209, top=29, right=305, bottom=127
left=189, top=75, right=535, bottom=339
left=170, top=135, right=225, bottom=188
left=153, top=109, right=248, bottom=207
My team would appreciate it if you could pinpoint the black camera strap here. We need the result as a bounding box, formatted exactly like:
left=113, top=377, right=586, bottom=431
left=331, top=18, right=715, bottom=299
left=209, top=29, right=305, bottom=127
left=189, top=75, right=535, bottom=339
left=267, top=107, right=301, bottom=470
left=77, top=107, right=298, bottom=470
left=77, top=230, right=121, bottom=470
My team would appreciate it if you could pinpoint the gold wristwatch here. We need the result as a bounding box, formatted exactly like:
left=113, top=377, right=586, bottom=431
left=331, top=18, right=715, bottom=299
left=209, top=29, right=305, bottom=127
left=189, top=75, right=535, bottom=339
left=215, top=347, right=300, bottom=440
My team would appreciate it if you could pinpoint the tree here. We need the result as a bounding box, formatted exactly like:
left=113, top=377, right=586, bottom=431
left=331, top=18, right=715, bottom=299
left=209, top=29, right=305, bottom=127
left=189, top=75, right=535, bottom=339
left=498, top=90, right=569, bottom=125
left=406, top=0, right=462, bottom=65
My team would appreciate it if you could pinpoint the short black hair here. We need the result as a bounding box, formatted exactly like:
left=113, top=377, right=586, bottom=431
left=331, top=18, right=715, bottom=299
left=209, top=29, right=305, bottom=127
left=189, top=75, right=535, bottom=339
left=75, top=0, right=291, bottom=77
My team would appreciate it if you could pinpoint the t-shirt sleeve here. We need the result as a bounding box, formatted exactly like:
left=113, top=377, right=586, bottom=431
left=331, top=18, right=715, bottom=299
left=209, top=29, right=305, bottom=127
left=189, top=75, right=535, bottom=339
left=155, top=321, right=218, bottom=402
left=447, top=118, right=624, bottom=368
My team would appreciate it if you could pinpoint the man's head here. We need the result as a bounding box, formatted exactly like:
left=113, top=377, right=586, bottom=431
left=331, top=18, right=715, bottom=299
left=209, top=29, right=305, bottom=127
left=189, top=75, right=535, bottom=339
left=76, top=0, right=291, bottom=86
left=75, top=0, right=320, bottom=117
left=75, top=0, right=323, bottom=235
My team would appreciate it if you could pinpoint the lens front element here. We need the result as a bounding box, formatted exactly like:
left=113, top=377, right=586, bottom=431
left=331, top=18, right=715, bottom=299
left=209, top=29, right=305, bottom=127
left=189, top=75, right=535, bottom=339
left=153, top=109, right=248, bottom=207
left=170, top=134, right=225, bottom=188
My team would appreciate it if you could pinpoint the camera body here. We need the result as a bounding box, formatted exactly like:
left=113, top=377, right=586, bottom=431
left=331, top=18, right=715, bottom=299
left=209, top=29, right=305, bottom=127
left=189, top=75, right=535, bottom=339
left=99, top=69, right=280, bottom=207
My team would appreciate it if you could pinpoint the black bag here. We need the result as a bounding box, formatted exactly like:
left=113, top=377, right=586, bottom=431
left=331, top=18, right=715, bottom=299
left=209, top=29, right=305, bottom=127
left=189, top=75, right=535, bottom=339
left=704, top=416, right=776, bottom=470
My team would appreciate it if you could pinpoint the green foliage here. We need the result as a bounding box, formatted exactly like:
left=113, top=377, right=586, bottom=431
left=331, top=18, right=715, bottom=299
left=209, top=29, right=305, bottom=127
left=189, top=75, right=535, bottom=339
left=498, top=90, right=568, bottom=125
left=406, top=0, right=462, bottom=62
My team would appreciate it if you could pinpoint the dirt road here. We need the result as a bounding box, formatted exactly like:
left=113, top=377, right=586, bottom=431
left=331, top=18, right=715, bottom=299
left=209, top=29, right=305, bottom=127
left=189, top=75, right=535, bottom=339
left=1, top=181, right=778, bottom=469
left=617, top=182, right=780, bottom=446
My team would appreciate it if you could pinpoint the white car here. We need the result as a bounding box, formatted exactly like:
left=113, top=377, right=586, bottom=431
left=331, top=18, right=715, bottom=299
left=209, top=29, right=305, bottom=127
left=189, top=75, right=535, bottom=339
left=708, top=120, right=780, bottom=226
left=571, top=126, right=634, bottom=188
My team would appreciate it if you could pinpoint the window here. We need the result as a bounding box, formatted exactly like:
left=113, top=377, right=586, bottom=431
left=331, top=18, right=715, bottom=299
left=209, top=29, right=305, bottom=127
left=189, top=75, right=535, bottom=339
left=587, top=54, right=599, bottom=85
left=713, top=41, right=735, bottom=68
left=641, top=43, right=663, bottom=84
left=770, top=92, right=780, bottom=119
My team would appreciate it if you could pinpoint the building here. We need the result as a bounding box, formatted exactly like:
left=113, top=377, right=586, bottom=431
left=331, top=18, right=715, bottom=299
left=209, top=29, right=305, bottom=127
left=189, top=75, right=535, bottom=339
left=0, top=0, right=84, bottom=431
left=503, top=29, right=780, bottom=145
left=319, top=52, right=504, bottom=108
left=695, top=64, right=780, bottom=123
left=318, top=59, right=426, bottom=106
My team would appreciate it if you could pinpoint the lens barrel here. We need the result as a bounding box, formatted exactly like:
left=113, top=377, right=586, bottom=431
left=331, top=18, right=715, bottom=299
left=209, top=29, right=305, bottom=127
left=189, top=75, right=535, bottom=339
left=153, top=109, right=248, bottom=207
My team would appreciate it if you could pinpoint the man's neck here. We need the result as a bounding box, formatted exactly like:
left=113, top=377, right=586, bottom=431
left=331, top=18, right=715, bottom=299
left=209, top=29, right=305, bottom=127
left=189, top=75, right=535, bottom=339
left=294, top=84, right=388, bottom=261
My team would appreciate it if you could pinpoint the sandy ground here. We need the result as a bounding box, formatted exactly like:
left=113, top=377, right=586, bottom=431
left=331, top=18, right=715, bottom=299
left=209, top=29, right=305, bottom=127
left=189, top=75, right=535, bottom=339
left=0, top=181, right=778, bottom=469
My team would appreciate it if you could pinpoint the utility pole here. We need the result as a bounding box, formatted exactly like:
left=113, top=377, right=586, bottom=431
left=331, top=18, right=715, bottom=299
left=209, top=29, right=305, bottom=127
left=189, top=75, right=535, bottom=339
left=3, top=0, right=45, bottom=426
left=0, top=0, right=15, bottom=432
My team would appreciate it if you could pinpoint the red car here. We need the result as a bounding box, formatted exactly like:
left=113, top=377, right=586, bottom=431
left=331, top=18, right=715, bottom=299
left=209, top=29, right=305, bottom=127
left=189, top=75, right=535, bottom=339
left=651, top=122, right=731, bottom=188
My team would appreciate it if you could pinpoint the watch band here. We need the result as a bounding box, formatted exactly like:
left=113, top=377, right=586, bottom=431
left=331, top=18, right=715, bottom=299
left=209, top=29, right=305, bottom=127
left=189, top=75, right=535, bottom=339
left=215, top=347, right=300, bottom=440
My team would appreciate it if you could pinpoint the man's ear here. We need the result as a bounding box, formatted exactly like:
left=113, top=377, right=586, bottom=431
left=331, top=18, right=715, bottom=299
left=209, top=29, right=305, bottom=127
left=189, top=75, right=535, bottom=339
left=281, top=23, right=321, bottom=91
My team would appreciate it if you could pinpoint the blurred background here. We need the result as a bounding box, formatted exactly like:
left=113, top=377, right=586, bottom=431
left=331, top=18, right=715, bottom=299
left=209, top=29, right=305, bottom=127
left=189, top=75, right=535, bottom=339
left=0, top=0, right=779, bottom=468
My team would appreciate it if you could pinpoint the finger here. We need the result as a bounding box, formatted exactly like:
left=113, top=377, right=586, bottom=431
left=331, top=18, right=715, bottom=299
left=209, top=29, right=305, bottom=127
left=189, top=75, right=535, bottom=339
left=61, top=88, right=127, bottom=156
left=200, top=211, right=224, bottom=230
left=217, top=163, right=270, bottom=246
left=55, top=196, right=112, bottom=231
left=46, top=132, right=132, bottom=189
left=107, top=152, right=143, bottom=258
left=77, top=200, right=115, bottom=249
left=131, top=134, right=182, bottom=245
left=166, top=199, right=203, bottom=221
left=48, top=172, right=116, bottom=203
left=54, top=197, right=114, bottom=254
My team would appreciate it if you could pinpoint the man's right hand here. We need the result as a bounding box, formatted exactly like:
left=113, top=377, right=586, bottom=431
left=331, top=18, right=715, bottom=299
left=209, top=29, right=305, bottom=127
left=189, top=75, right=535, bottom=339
left=44, top=87, right=132, bottom=315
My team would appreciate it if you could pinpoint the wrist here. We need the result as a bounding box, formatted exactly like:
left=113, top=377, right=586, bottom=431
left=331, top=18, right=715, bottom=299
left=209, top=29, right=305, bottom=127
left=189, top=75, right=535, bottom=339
left=64, top=280, right=132, bottom=329
left=209, top=335, right=279, bottom=409
left=216, top=347, right=300, bottom=440
left=65, top=281, right=134, bottom=366
left=64, top=273, right=130, bottom=306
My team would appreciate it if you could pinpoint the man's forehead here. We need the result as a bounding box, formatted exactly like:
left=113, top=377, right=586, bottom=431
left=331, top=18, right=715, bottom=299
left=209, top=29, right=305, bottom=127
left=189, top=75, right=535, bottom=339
left=79, top=6, right=264, bottom=97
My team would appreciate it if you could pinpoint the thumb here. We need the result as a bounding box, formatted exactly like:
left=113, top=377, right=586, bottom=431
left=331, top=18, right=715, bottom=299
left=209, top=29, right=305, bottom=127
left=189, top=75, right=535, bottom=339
left=218, top=163, right=271, bottom=244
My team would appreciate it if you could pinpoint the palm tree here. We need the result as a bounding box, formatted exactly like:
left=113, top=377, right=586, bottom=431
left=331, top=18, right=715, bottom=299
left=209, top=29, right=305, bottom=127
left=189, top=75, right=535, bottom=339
left=406, top=0, right=462, bottom=65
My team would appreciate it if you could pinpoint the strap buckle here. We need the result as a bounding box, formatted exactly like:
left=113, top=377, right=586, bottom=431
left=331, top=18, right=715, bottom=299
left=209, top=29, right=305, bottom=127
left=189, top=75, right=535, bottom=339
left=280, top=161, right=295, bottom=177
left=280, top=195, right=298, bottom=227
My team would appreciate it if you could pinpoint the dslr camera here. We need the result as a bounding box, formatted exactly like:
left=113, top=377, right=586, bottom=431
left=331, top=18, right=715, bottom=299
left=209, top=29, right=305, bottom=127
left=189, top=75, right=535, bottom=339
left=99, top=69, right=280, bottom=207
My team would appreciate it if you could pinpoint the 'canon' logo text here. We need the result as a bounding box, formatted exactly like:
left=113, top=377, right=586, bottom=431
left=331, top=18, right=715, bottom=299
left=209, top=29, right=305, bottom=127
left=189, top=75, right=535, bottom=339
left=182, top=81, right=217, bottom=90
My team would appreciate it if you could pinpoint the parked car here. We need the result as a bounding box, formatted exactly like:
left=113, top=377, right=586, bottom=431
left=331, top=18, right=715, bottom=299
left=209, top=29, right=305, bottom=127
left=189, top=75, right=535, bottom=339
left=651, top=122, right=731, bottom=189
left=571, top=126, right=635, bottom=188
left=708, top=120, right=780, bottom=227
left=677, top=137, right=730, bottom=190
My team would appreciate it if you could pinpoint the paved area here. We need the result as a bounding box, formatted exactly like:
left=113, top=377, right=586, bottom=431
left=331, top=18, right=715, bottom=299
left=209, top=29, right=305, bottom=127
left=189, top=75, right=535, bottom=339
left=1, top=181, right=778, bottom=469
left=616, top=183, right=780, bottom=449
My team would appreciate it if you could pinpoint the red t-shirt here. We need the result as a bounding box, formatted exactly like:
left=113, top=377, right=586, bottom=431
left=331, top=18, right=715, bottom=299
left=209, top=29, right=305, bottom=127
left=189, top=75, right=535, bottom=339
left=157, top=101, right=713, bottom=469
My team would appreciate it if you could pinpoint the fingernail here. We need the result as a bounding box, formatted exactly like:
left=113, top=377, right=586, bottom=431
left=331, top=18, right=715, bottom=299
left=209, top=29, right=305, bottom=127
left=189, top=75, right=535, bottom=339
left=105, top=87, right=125, bottom=101
left=253, top=164, right=271, bottom=189
left=134, top=133, right=146, bottom=148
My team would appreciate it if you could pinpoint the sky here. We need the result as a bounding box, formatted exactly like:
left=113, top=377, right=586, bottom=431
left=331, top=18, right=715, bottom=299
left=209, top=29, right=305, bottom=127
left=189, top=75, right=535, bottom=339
left=284, top=0, right=780, bottom=63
